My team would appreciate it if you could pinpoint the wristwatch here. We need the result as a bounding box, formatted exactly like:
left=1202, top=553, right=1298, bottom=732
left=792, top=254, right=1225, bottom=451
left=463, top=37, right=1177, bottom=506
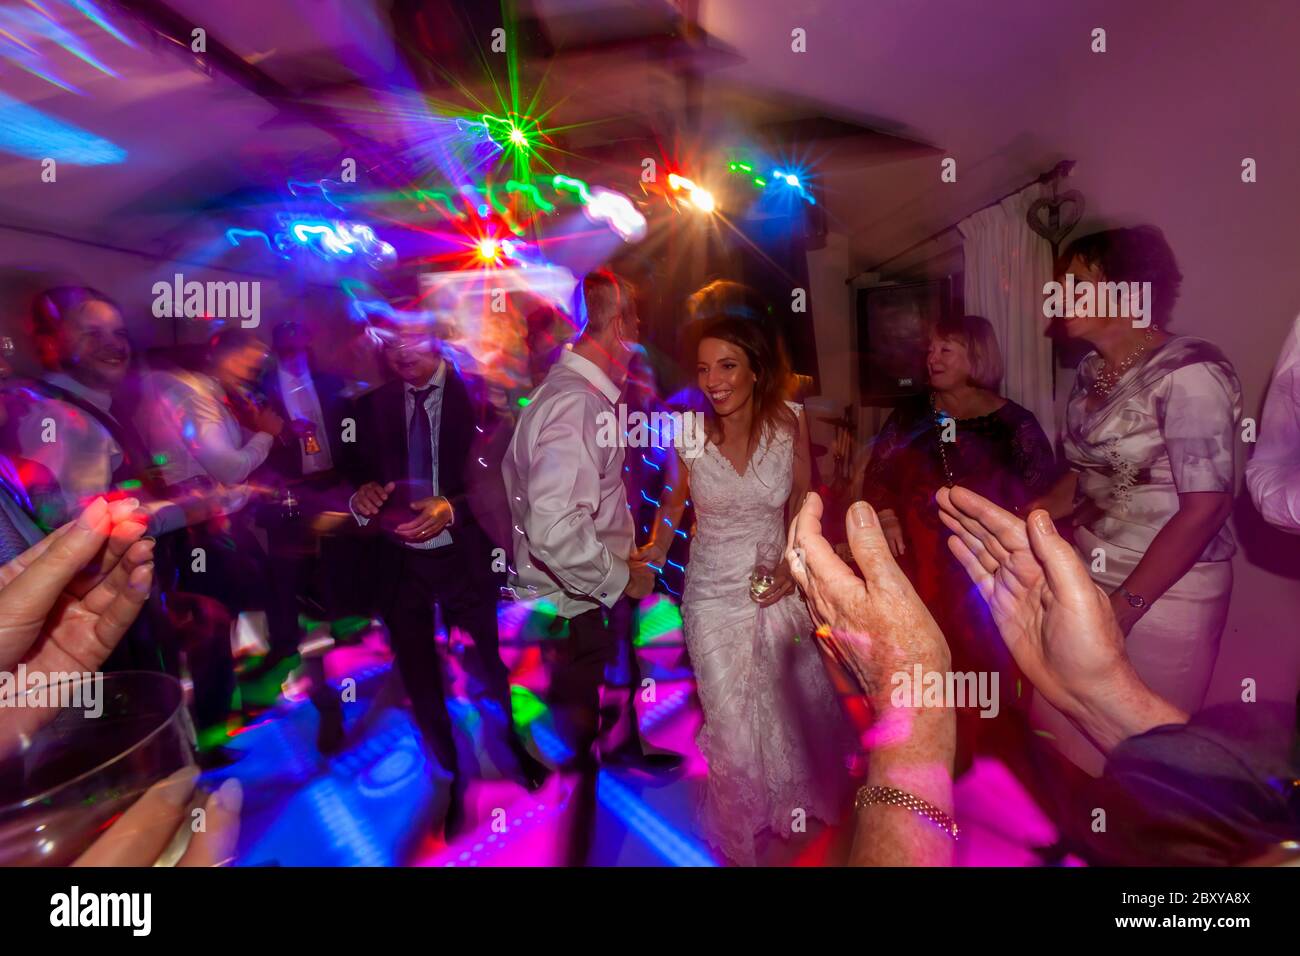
left=1115, top=586, right=1147, bottom=610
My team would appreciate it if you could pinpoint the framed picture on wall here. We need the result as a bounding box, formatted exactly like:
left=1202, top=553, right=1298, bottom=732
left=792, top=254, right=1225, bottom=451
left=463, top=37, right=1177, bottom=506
left=856, top=277, right=954, bottom=405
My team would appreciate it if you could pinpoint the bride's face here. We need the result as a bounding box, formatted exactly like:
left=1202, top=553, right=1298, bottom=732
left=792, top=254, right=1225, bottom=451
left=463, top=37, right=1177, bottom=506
left=697, top=336, right=757, bottom=417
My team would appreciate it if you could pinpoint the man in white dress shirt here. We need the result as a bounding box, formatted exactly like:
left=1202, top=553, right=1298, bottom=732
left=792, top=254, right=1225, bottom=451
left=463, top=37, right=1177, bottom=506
left=1246, top=312, right=1300, bottom=533
left=502, top=270, right=655, bottom=864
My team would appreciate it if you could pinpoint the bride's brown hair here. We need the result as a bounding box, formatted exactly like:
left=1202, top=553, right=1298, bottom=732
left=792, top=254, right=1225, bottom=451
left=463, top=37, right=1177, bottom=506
left=696, top=315, right=797, bottom=450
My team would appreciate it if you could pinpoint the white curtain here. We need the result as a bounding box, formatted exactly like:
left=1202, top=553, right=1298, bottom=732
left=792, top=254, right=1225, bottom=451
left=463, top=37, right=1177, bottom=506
left=957, top=185, right=1057, bottom=437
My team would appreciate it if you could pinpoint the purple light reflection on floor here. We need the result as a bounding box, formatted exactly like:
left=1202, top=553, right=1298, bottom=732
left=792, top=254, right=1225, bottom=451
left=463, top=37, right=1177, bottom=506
left=212, top=600, right=1066, bottom=867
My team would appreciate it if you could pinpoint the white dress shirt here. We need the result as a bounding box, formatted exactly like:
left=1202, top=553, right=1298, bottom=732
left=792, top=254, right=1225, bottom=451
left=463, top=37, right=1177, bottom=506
left=11, top=372, right=123, bottom=524
left=137, top=369, right=272, bottom=505
left=349, top=360, right=452, bottom=550
left=502, top=348, right=633, bottom=617
left=1246, top=313, right=1300, bottom=533
left=276, top=363, right=333, bottom=474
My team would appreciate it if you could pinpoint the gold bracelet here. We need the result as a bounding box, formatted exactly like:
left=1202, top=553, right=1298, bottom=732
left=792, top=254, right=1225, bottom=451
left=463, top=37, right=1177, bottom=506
left=854, top=785, right=960, bottom=841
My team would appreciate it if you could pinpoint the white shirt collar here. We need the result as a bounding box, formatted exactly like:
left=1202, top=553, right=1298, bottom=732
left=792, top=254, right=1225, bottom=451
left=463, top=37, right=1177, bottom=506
left=558, top=349, right=621, bottom=405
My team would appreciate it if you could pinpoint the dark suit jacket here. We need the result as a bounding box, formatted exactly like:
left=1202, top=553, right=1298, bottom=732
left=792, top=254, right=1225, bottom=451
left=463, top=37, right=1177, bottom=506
left=260, top=364, right=350, bottom=483
left=344, top=368, right=509, bottom=600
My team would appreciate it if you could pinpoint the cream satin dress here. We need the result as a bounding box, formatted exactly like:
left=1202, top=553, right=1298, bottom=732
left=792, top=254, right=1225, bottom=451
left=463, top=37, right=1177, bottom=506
left=1035, top=337, right=1242, bottom=775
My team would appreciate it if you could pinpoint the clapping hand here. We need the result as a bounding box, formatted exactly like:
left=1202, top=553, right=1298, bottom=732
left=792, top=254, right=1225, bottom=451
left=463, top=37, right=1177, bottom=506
left=936, top=487, right=1128, bottom=718
left=785, top=493, right=950, bottom=705
left=936, top=485, right=1183, bottom=750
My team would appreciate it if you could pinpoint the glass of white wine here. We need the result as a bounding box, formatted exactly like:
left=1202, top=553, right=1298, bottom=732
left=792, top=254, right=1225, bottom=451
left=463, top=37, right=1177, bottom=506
left=749, top=540, right=782, bottom=602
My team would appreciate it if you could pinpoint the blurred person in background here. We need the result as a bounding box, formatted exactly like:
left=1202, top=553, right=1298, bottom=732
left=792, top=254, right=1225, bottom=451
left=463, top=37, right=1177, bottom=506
left=1246, top=311, right=1300, bottom=534
left=859, top=314, right=1055, bottom=773
left=4, top=286, right=180, bottom=678
left=0, top=335, right=45, bottom=560
left=9, top=287, right=166, bottom=531
left=600, top=342, right=686, bottom=775
left=137, top=329, right=296, bottom=761
left=255, top=320, right=354, bottom=750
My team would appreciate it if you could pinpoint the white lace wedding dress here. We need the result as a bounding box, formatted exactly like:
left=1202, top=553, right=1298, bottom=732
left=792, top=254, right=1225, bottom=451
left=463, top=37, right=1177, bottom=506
left=681, top=405, right=851, bottom=865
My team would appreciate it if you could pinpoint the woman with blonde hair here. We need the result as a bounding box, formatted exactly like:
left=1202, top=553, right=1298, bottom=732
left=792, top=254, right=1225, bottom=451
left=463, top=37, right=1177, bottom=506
left=860, top=314, right=1056, bottom=770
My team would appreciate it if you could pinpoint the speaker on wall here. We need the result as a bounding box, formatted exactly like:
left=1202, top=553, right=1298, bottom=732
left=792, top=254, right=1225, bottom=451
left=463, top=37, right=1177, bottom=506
left=856, top=278, right=955, bottom=405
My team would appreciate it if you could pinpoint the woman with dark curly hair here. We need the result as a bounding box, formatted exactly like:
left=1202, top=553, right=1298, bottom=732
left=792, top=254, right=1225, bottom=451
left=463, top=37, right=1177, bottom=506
left=1027, top=225, right=1242, bottom=776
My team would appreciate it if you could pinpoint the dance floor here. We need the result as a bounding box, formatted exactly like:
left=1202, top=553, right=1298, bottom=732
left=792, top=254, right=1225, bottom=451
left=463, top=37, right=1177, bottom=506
left=202, top=595, right=1068, bottom=867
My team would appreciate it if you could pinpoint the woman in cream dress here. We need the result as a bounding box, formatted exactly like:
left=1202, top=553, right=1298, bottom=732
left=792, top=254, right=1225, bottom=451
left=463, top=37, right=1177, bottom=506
left=1030, top=226, right=1242, bottom=775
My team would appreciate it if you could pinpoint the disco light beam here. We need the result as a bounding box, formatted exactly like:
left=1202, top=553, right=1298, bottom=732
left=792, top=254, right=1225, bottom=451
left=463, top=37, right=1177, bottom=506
left=667, top=173, right=716, bottom=214
left=70, top=0, right=136, bottom=47
left=771, top=168, right=816, bottom=205
left=0, top=90, right=124, bottom=163
left=225, top=228, right=279, bottom=256
left=552, top=174, right=591, bottom=204
left=505, top=179, right=554, bottom=212
left=584, top=188, right=646, bottom=243
left=288, top=179, right=345, bottom=210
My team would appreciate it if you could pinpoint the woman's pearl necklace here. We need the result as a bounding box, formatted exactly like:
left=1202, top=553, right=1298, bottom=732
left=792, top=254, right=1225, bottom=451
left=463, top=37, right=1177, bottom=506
left=1091, top=327, right=1158, bottom=398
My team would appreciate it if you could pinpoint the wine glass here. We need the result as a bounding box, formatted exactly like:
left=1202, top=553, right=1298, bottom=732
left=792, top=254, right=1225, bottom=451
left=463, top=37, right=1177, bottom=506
left=0, top=670, right=196, bottom=866
left=749, top=540, right=782, bottom=602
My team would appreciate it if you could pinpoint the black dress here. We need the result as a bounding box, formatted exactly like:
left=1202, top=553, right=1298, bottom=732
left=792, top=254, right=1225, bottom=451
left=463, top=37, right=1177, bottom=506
left=861, top=393, right=1057, bottom=762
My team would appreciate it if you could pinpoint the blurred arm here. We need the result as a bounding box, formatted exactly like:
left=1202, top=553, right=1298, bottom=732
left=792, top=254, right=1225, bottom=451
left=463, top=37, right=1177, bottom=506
left=1245, top=319, right=1300, bottom=532
left=183, top=387, right=273, bottom=486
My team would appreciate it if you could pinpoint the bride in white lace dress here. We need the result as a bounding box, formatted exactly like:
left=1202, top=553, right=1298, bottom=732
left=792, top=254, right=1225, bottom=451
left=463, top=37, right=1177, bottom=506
left=644, top=315, right=851, bottom=865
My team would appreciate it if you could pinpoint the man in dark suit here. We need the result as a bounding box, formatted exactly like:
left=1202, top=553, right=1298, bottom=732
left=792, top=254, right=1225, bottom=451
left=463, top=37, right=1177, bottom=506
left=260, top=321, right=351, bottom=492
left=347, top=314, right=548, bottom=837
left=257, top=321, right=355, bottom=748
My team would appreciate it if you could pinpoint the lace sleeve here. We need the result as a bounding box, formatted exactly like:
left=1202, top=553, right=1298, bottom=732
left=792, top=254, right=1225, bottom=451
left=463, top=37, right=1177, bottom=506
left=1009, top=408, right=1058, bottom=500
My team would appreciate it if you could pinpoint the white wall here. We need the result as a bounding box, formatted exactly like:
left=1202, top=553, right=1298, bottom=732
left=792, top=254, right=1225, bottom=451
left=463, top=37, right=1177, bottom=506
left=806, top=231, right=865, bottom=481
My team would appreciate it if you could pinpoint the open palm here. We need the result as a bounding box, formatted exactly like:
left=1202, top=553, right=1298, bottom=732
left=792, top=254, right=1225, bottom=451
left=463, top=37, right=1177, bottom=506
left=936, top=486, right=1129, bottom=717
left=786, top=492, right=950, bottom=701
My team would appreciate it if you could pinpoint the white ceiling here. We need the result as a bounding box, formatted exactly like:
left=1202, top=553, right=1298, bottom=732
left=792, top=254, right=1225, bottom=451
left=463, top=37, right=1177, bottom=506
left=1, top=0, right=1297, bottom=277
